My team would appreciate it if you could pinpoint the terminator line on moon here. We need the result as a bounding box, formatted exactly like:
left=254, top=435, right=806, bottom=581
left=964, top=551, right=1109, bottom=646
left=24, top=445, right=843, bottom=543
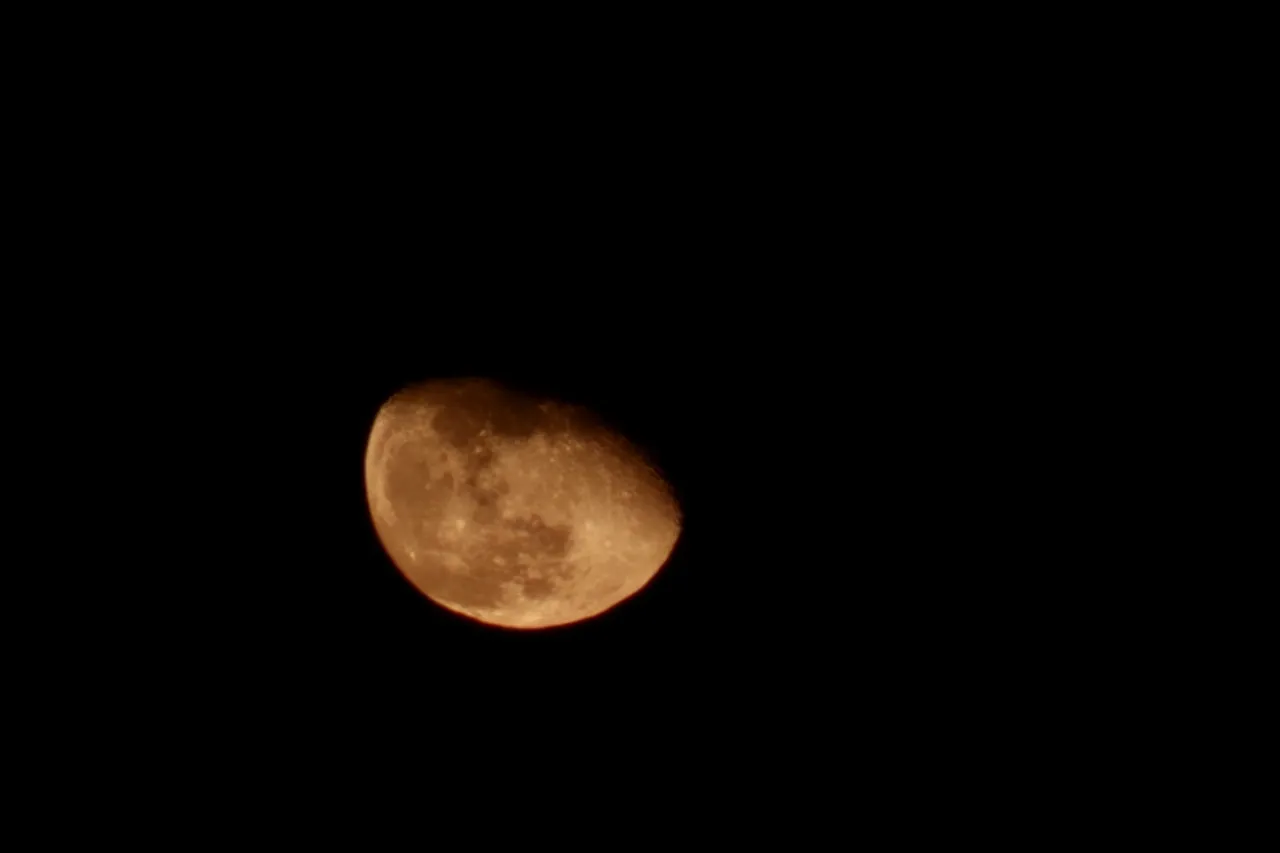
left=364, top=378, right=682, bottom=628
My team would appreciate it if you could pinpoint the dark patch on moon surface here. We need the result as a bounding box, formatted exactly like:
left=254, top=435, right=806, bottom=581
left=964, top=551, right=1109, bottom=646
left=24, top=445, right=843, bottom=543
left=428, top=405, right=487, bottom=450
left=520, top=577, right=556, bottom=599
left=427, top=567, right=508, bottom=611
left=426, top=381, right=559, bottom=450
left=384, top=446, right=455, bottom=529
left=471, top=499, right=500, bottom=525
left=504, top=515, right=572, bottom=555
left=412, top=510, right=575, bottom=614
left=486, top=394, right=555, bottom=440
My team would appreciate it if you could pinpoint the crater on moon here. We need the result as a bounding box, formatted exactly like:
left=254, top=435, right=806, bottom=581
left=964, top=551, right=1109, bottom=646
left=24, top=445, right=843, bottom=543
left=365, top=377, right=682, bottom=629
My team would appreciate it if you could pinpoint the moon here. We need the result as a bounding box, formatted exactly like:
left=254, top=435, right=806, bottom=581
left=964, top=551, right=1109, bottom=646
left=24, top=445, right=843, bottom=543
left=364, top=378, right=682, bottom=629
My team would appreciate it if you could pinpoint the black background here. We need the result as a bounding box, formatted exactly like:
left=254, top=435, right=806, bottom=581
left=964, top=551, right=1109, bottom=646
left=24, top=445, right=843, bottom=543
left=18, top=33, right=1121, bottom=815
left=6, top=8, right=1224, bottom=835
left=45, top=129, right=1074, bottom=783
left=131, top=271, right=1041, bottom=762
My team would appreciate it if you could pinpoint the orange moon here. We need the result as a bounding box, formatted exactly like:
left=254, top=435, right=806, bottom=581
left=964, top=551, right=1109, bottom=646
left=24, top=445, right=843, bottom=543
left=364, top=378, right=682, bottom=629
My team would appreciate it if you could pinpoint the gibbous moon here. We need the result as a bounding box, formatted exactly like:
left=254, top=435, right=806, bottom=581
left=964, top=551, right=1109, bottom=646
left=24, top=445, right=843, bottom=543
left=364, top=378, right=681, bottom=629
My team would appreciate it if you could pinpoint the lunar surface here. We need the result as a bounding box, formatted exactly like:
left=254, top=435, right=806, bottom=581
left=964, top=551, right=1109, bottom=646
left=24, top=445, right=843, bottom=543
left=364, top=378, right=681, bottom=629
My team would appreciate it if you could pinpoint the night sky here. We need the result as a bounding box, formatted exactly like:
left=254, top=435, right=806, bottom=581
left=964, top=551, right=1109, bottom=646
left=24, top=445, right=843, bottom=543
left=13, top=15, right=1150, bottom=834
left=33, top=195, right=1083, bottom=806
left=167, top=293, right=1015, bottom=728
left=40, top=263, right=1065, bottom=772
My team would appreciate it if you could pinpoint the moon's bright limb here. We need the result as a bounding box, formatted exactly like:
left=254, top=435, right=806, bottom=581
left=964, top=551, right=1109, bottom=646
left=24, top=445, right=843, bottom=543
left=364, top=378, right=682, bottom=629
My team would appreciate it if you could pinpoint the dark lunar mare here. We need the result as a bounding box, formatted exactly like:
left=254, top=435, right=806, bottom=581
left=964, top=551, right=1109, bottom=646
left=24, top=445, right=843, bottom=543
left=387, top=380, right=579, bottom=612
left=379, top=377, right=667, bottom=619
